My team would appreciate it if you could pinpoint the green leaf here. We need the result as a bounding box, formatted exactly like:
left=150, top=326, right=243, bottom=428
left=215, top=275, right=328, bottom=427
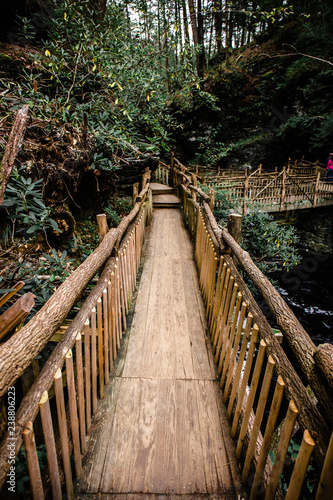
left=26, top=224, right=40, bottom=234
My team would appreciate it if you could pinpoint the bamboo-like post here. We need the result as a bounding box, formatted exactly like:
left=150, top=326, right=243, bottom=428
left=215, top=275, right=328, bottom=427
left=207, top=256, right=218, bottom=325
left=209, top=257, right=223, bottom=330
left=23, top=421, right=44, bottom=500
left=66, top=350, right=82, bottom=478
left=91, top=307, right=97, bottom=414
left=212, top=267, right=231, bottom=347
left=227, top=312, right=253, bottom=420
left=220, top=292, right=243, bottom=389
left=285, top=430, right=315, bottom=500
left=118, top=255, right=127, bottom=332
left=230, top=326, right=260, bottom=437
left=264, top=400, right=299, bottom=500
left=107, top=279, right=113, bottom=369
left=232, top=334, right=265, bottom=439
left=96, top=214, right=108, bottom=242
left=97, top=297, right=104, bottom=399
left=217, top=283, right=239, bottom=376
left=102, top=288, right=109, bottom=385
left=249, top=375, right=285, bottom=500
left=213, top=273, right=234, bottom=354
left=211, top=263, right=227, bottom=340
left=39, top=392, right=62, bottom=500
left=110, top=272, right=117, bottom=360
left=114, top=264, right=121, bottom=348
left=75, top=333, right=86, bottom=453
left=54, top=368, right=73, bottom=499
left=313, top=171, right=321, bottom=208
left=84, top=319, right=91, bottom=431
left=280, top=166, right=286, bottom=211
left=242, top=356, right=276, bottom=482
left=316, top=431, right=333, bottom=500
left=191, top=173, right=197, bottom=203
left=133, top=182, right=139, bottom=207
left=208, top=187, right=216, bottom=211
left=243, top=168, right=249, bottom=215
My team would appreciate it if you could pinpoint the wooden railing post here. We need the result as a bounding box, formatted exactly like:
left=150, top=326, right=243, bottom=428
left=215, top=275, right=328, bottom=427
left=314, top=171, right=321, bottom=207
left=133, top=182, right=139, bottom=207
left=243, top=168, right=249, bottom=214
left=316, top=431, right=333, bottom=500
left=280, top=166, right=286, bottom=211
left=97, top=214, right=108, bottom=242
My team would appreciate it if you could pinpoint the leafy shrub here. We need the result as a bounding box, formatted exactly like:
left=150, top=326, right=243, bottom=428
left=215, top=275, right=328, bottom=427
left=2, top=168, right=60, bottom=243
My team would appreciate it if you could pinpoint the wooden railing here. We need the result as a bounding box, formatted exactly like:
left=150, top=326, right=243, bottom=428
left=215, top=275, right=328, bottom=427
left=0, top=174, right=153, bottom=498
left=164, top=156, right=333, bottom=499
left=203, top=163, right=333, bottom=213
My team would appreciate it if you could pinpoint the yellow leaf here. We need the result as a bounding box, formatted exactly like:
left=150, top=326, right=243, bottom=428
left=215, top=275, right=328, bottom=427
left=45, top=49, right=51, bottom=57
left=146, top=94, right=150, bottom=101
left=67, top=105, right=71, bottom=110
left=110, top=82, right=116, bottom=87
left=64, top=12, right=67, bottom=20
left=92, top=64, right=97, bottom=72
left=115, top=98, right=118, bottom=104
left=117, top=82, right=123, bottom=90
left=123, top=110, right=127, bottom=115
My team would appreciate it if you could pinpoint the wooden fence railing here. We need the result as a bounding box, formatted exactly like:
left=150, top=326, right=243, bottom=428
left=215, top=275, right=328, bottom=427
left=159, top=156, right=333, bottom=499
left=197, top=161, right=332, bottom=213
left=0, top=174, right=153, bottom=498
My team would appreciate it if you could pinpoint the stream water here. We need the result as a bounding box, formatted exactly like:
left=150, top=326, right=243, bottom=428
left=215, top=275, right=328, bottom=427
left=271, top=252, right=333, bottom=345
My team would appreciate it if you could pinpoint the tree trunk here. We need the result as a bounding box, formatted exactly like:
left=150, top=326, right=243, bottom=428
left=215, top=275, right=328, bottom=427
left=182, top=0, right=190, bottom=44
left=0, top=105, right=29, bottom=206
left=214, top=0, right=223, bottom=52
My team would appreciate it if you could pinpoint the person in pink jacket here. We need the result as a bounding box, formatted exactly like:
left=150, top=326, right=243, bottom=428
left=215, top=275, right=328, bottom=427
left=326, top=153, right=333, bottom=182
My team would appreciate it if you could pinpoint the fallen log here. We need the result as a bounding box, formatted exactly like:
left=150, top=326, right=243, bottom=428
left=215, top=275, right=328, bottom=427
left=0, top=293, right=35, bottom=341
left=0, top=105, right=29, bottom=206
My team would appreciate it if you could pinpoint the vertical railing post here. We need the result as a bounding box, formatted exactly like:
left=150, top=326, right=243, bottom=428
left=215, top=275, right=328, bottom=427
left=39, top=391, right=62, bottom=500
left=23, top=421, right=44, bottom=500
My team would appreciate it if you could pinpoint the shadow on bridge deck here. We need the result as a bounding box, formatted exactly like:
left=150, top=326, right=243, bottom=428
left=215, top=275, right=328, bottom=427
left=76, top=205, right=244, bottom=499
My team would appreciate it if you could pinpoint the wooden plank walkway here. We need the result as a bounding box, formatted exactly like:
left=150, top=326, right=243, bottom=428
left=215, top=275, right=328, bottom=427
left=76, top=206, right=243, bottom=499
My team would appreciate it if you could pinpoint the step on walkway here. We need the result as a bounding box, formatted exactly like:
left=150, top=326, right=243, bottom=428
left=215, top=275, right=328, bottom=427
left=151, top=182, right=181, bottom=208
left=76, top=209, right=243, bottom=499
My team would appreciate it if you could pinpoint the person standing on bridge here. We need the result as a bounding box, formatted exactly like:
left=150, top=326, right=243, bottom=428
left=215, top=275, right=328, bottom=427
left=326, top=153, right=333, bottom=182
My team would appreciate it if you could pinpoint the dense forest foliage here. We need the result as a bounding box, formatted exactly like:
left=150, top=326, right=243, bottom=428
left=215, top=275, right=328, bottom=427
left=0, top=0, right=332, bottom=308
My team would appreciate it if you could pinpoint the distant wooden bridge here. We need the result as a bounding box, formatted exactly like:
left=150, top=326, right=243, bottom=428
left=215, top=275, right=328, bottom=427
left=201, top=160, right=333, bottom=213
left=0, top=159, right=332, bottom=499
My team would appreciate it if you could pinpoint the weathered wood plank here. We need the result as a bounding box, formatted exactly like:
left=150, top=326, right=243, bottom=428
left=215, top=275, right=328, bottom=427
left=76, top=208, right=242, bottom=498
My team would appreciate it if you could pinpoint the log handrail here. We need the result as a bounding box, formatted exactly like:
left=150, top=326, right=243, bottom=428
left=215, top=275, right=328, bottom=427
left=0, top=177, right=152, bottom=493
left=0, top=183, right=151, bottom=398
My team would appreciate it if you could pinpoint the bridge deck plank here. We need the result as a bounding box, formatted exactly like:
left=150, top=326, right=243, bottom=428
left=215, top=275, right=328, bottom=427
left=77, top=208, right=242, bottom=498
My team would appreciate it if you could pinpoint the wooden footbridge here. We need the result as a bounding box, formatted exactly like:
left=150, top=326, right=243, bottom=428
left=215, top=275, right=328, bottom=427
left=198, top=160, right=333, bottom=214
left=0, top=160, right=333, bottom=499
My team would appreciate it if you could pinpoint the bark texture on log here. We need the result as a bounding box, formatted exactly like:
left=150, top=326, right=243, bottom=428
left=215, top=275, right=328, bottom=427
left=200, top=204, right=330, bottom=468
left=314, top=344, right=333, bottom=392
left=0, top=188, right=149, bottom=398
left=220, top=225, right=333, bottom=427
left=0, top=203, right=149, bottom=491
left=0, top=105, right=29, bottom=206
